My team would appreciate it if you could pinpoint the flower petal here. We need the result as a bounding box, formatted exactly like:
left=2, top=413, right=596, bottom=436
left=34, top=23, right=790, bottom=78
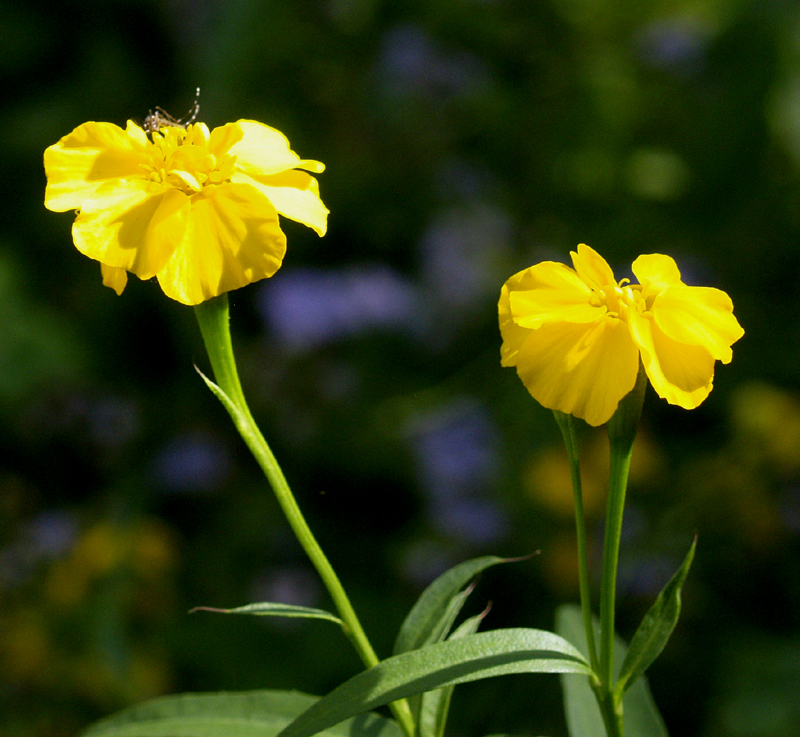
left=504, top=261, right=601, bottom=330
left=229, top=121, right=324, bottom=176
left=101, top=263, right=128, bottom=295
left=208, top=122, right=245, bottom=157
left=44, top=121, right=150, bottom=212
left=514, top=316, right=640, bottom=426
left=628, top=310, right=714, bottom=409
left=651, top=285, right=744, bottom=363
left=631, top=253, right=684, bottom=291
left=570, top=243, right=616, bottom=291
left=499, top=268, right=536, bottom=367
left=156, top=183, right=286, bottom=305
left=72, top=179, right=189, bottom=279
left=235, top=170, right=328, bottom=236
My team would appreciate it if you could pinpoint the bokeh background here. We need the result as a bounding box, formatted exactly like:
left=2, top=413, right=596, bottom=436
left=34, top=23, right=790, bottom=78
left=2, top=0, right=800, bottom=735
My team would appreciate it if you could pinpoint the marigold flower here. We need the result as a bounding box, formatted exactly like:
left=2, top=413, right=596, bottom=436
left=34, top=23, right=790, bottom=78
left=499, top=244, right=744, bottom=427
left=44, top=118, right=327, bottom=305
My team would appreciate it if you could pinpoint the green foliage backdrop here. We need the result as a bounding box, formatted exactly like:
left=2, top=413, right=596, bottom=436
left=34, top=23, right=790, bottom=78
left=2, top=0, right=800, bottom=735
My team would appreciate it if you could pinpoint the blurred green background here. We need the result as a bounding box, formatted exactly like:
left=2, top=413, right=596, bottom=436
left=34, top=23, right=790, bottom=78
left=2, top=0, right=800, bottom=735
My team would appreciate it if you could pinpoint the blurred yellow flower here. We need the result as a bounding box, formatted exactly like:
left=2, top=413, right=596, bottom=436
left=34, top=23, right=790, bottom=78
left=499, top=244, right=744, bottom=426
left=44, top=118, right=327, bottom=304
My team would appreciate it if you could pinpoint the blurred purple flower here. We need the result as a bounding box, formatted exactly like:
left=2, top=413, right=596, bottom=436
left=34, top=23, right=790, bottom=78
left=87, top=396, right=141, bottom=448
left=405, top=398, right=506, bottom=545
left=420, top=204, right=513, bottom=314
left=635, top=20, right=707, bottom=76
left=248, top=565, right=322, bottom=628
left=153, top=431, right=230, bottom=493
left=259, top=265, right=421, bottom=351
left=378, top=24, right=490, bottom=99
left=618, top=554, right=681, bottom=597
left=431, top=497, right=507, bottom=544
left=0, top=511, right=77, bottom=588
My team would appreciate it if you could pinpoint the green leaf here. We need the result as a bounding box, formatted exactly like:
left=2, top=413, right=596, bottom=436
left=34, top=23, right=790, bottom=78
left=278, top=628, right=591, bottom=737
left=195, top=366, right=243, bottom=419
left=417, top=609, right=488, bottom=737
left=82, top=689, right=403, bottom=737
left=615, top=537, right=696, bottom=698
left=405, top=585, right=475, bottom=722
left=190, top=602, right=345, bottom=627
left=393, top=556, right=514, bottom=656
left=556, top=605, right=669, bottom=737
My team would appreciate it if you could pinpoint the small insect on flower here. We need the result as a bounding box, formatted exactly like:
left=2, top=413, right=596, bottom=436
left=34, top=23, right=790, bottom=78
left=142, top=88, right=201, bottom=135
left=44, top=95, right=328, bottom=305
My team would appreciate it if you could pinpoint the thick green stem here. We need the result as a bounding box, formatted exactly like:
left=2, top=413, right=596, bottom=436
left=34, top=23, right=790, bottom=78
left=194, top=295, right=415, bottom=737
left=553, top=411, right=599, bottom=676
left=596, top=367, right=647, bottom=736
left=596, top=690, right=625, bottom=737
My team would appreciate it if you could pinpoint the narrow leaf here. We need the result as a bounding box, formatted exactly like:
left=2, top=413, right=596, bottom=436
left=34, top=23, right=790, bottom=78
left=556, top=605, right=669, bottom=737
left=82, top=689, right=402, bottom=737
left=405, top=584, right=476, bottom=721
left=191, top=602, right=344, bottom=627
left=418, top=608, right=488, bottom=737
left=556, top=606, right=605, bottom=737
left=394, top=556, right=518, bottom=655
left=615, top=537, right=697, bottom=698
left=196, top=366, right=243, bottom=420
left=278, top=628, right=591, bottom=737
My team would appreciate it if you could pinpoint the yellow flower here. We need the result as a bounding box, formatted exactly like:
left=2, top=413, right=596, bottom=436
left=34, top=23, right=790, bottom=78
left=44, top=118, right=327, bottom=305
left=499, top=244, right=744, bottom=427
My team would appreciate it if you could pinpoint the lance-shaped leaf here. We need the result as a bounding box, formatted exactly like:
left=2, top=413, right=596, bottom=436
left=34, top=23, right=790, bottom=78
left=556, top=605, right=669, bottom=737
left=394, top=556, right=511, bottom=655
left=278, top=628, right=591, bottom=737
left=82, top=689, right=402, bottom=737
left=615, top=537, right=697, bottom=698
left=417, top=608, right=489, bottom=737
left=191, top=602, right=344, bottom=627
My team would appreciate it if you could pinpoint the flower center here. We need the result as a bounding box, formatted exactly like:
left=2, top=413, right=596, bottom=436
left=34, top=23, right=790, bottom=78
left=590, top=279, right=647, bottom=323
left=139, top=123, right=236, bottom=196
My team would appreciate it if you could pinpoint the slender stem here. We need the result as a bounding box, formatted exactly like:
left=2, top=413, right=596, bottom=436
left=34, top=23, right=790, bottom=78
left=596, top=367, right=647, bottom=736
left=597, top=438, right=634, bottom=693
left=597, top=690, right=624, bottom=737
left=553, top=411, right=599, bottom=676
left=194, top=295, right=415, bottom=737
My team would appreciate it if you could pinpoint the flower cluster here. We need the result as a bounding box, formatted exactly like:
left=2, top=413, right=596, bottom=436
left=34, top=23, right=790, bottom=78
left=45, top=118, right=327, bottom=305
left=499, top=244, right=744, bottom=426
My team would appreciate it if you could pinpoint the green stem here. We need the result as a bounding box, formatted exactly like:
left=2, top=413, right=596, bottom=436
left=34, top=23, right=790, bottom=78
left=553, top=411, right=599, bottom=676
left=194, top=295, right=415, bottom=737
left=596, top=690, right=624, bottom=737
left=596, top=367, right=648, bottom=736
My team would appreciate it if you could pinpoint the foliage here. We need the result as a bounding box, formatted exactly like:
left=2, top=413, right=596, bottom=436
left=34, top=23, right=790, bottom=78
left=3, top=0, right=800, bottom=735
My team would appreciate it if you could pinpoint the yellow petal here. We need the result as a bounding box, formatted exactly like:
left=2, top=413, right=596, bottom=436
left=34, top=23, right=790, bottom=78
left=570, top=243, right=616, bottom=291
left=72, top=180, right=189, bottom=278
left=628, top=310, right=714, bottom=408
left=506, top=261, right=600, bottom=328
left=208, top=122, right=245, bottom=157
left=44, top=121, right=150, bottom=212
left=233, top=170, right=328, bottom=236
left=156, top=183, right=286, bottom=305
left=101, top=263, right=128, bottom=295
left=631, top=253, right=684, bottom=291
left=229, top=120, right=312, bottom=176
left=651, top=285, right=744, bottom=363
left=499, top=269, right=536, bottom=367
left=513, top=316, right=640, bottom=426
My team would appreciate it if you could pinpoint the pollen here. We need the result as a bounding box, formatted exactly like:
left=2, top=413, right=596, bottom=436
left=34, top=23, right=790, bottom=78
left=137, top=123, right=236, bottom=195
